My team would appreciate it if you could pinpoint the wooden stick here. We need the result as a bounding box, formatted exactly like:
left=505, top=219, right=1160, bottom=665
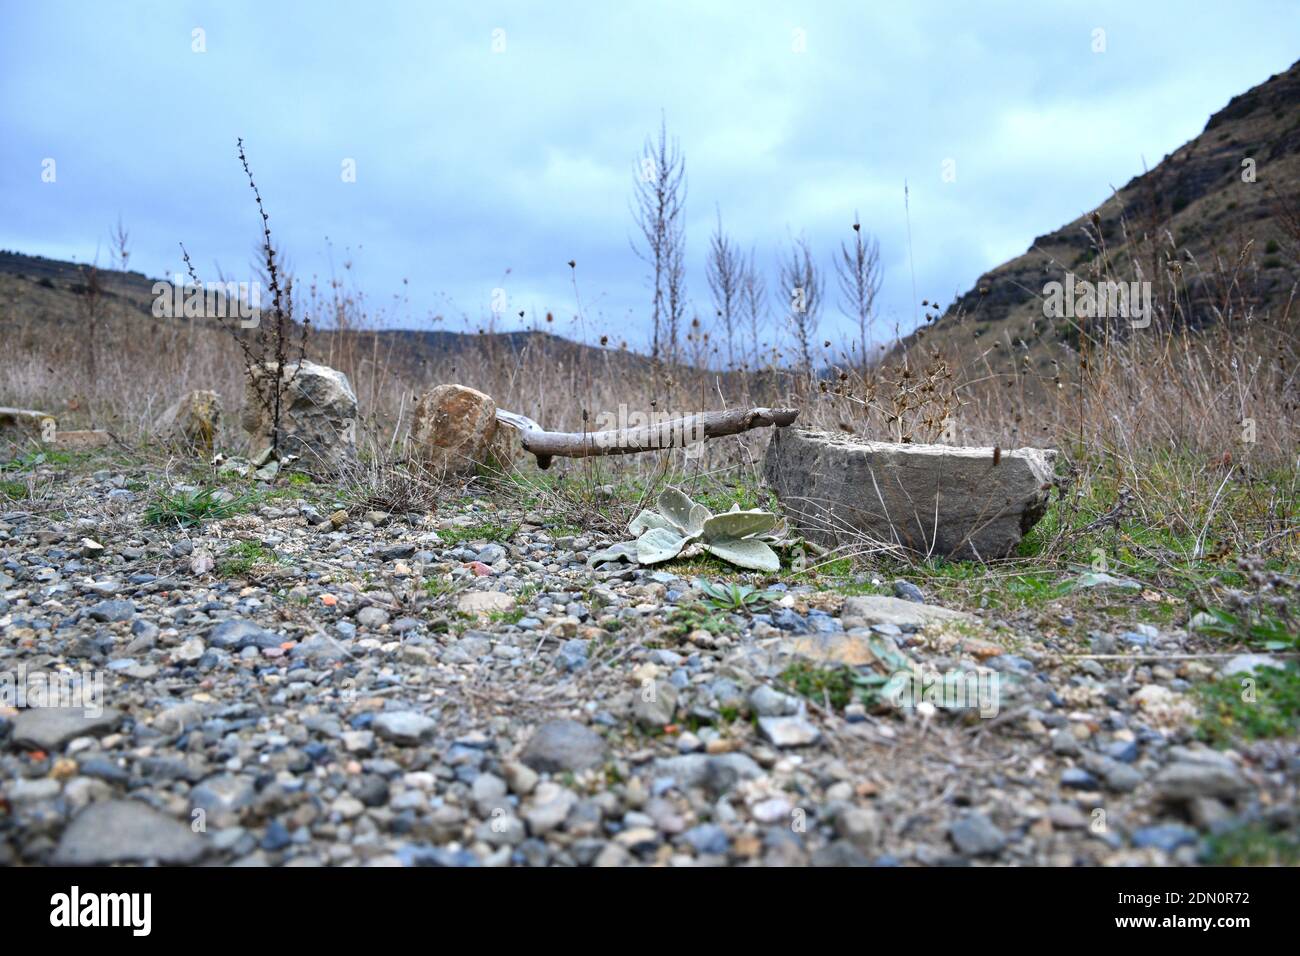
left=496, top=406, right=799, bottom=469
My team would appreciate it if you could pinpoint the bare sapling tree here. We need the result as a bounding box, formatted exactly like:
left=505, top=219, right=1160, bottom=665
left=740, top=249, right=767, bottom=369
left=631, top=115, right=686, bottom=364
left=835, top=214, right=882, bottom=370
left=780, top=234, right=823, bottom=379
left=706, top=207, right=744, bottom=368
left=666, top=234, right=686, bottom=365
left=180, top=138, right=308, bottom=456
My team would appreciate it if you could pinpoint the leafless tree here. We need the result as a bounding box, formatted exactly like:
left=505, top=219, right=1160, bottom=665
left=740, top=248, right=768, bottom=368
left=835, top=214, right=882, bottom=370
left=706, top=207, right=744, bottom=368
left=779, top=234, right=823, bottom=376
left=666, top=231, right=686, bottom=364
left=111, top=217, right=130, bottom=274
left=631, top=115, right=686, bottom=363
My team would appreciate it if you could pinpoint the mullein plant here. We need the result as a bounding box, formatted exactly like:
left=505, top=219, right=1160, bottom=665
left=588, top=486, right=785, bottom=572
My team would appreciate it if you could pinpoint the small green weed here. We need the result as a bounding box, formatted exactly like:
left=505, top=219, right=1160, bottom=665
left=144, top=487, right=254, bottom=528
left=218, top=540, right=278, bottom=577
left=697, top=580, right=778, bottom=613
left=1196, top=662, right=1300, bottom=745
left=436, top=520, right=519, bottom=547
left=1202, top=825, right=1300, bottom=866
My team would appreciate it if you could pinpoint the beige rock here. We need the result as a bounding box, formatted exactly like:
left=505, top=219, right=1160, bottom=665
left=839, top=595, right=974, bottom=630
left=486, top=418, right=524, bottom=473
left=409, top=384, right=503, bottom=476
left=456, top=591, right=516, bottom=615
left=155, top=389, right=222, bottom=452
left=53, top=430, right=111, bottom=449
left=1131, top=684, right=1197, bottom=728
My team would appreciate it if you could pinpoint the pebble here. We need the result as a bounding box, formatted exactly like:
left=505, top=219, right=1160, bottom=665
left=372, top=711, right=437, bottom=745
left=1046, top=803, right=1089, bottom=830
left=633, top=681, right=678, bottom=727
left=749, top=684, right=801, bottom=717
left=356, top=606, right=390, bottom=629
left=1061, top=768, right=1101, bottom=790
left=757, top=715, right=821, bottom=748
left=86, top=599, right=134, bottom=622
left=519, top=720, right=607, bottom=773
left=209, top=618, right=282, bottom=651
left=836, top=806, right=883, bottom=851
left=948, top=812, right=1006, bottom=856
left=1152, top=762, right=1249, bottom=803
left=893, top=579, right=926, bottom=603
left=10, top=707, right=122, bottom=752
left=1132, top=824, right=1198, bottom=852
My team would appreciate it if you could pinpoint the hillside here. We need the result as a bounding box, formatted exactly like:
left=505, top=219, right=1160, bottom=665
left=893, top=59, right=1300, bottom=377
left=0, top=250, right=640, bottom=379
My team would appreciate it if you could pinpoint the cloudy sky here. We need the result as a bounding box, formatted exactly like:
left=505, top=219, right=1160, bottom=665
left=2, top=1, right=1297, bottom=357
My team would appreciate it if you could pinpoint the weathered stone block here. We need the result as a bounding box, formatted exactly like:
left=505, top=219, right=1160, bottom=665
left=764, top=428, right=1057, bottom=560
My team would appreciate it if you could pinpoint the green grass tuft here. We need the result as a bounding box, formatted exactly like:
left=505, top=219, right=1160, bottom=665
left=217, top=540, right=277, bottom=577
left=1196, top=662, right=1300, bottom=746
left=144, top=487, right=254, bottom=528
left=436, top=519, right=520, bottom=547
left=0, top=479, right=28, bottom=500
left=1202, top=824, right=1300, bottom=866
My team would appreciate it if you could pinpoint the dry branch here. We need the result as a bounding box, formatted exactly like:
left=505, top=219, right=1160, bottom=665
left=496, top=406, right=798, bottom=469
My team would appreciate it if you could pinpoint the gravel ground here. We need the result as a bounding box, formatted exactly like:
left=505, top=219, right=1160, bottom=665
left=0, top=457, right=1295, bottom=867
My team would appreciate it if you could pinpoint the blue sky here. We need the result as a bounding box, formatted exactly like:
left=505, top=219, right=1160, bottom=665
left=2, top=1, right=1297, bottom=356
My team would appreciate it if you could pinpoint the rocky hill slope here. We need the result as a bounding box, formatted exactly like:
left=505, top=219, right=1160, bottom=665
left=893, top=59, right=1300, bottom=376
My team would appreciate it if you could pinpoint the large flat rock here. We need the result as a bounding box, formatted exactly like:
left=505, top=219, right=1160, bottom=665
left=840, top=595, right=974, bottom=630
left=765, top=429, right=1057, bottom=560
left=52, top=800, right=208, bottom=865
left=10, top=707, right=122, bottom=752
left=519, top=720, right=606, bottom=773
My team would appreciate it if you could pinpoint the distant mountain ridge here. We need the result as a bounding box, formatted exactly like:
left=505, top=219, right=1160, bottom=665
left=0, top=249, right=624, bottom=369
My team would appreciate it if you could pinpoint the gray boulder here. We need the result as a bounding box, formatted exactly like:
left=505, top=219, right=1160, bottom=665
left=764, top=428, right=1057, bottom=560
left=240, top=360, right=357, bottom=474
